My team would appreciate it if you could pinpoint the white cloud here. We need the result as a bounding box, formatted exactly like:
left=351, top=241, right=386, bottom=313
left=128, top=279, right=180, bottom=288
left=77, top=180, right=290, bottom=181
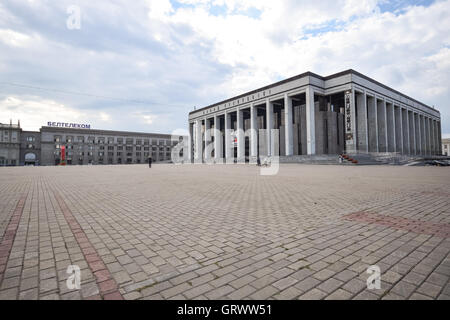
left=0, top=96, right=87, bottom=130
left=0, top=29, right=31, bottom=47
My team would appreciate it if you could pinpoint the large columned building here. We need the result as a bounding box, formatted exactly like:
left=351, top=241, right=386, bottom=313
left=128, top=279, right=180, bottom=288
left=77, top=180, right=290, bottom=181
left=188, top=69, right=442, bottom=163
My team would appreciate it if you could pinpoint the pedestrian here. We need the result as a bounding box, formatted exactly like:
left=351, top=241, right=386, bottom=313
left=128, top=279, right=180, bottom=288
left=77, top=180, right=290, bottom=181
left=256, top=157, right=261, bottom=166
left=148, top=156, right=152, bottom=168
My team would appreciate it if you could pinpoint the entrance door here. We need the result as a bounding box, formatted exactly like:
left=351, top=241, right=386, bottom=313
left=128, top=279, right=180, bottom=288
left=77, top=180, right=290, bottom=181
left=25, top=152, right=36, bottom=166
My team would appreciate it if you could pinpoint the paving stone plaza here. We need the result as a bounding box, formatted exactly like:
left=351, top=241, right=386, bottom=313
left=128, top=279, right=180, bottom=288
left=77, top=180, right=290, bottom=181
left=0, top=164, right=449, bottom=300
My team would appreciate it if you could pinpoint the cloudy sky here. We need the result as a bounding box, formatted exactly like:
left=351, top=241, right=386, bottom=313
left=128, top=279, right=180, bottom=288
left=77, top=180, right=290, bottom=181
left=0, top=0, right=449, bottom=137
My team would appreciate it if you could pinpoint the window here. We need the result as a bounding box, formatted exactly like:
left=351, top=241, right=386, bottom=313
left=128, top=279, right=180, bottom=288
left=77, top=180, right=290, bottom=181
left=26, top=136, right=35, bottom=142
left=144, top=140, right=149, bottom=145
left=77, top=136, right=84, bottom=143
left=99, top=152, right=104, bottom=157
left=136, top=146, right=141, bottom=151
left=126, top=138, right=133, bottom=145
left=117, top=146, right=123, bottom=150
left=117, top=138, right=123, bottom=144
left=98, top=137, right=105, bottom=144
left=66, top=136, right=73, bottom=143
left=78, top=152, right=84, bottom=156
left=117, top=152, right=122, bottom=156
left=126, top=146, right=132, bottom=151
left=108, top=146, right=114, bottom=151
left=136, top=139, right=142, bottom=145
left=55, top=144, right=61, bottom=149
left=54, top=136, right=61, bottom=142
left=88, top=136, right=95, bottom=143
left=27, top=144, right=34, bottom=149
left=127, top=152, right=132, bottom=157
left=88, top=151, right=93, bottom=156
left=108, top=137, right=114, bottom=144
left=136, top=152, right=141, bottom=157
left=99, top=146, right=105, bottom=150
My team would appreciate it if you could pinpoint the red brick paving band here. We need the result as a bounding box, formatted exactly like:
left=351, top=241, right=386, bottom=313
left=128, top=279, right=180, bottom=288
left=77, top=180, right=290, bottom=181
left=53, top=191, right=124, bottom=300
left=343, top=211, right=450, bottom=238
left=0, top=193, right=28, bottom=285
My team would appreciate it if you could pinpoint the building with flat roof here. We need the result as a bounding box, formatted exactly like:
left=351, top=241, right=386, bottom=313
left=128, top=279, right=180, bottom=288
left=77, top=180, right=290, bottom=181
left=188, top=69, right=442, bottom=163
left=0, top=122, right=182, bottom=166
left=0, top=121, right=21, bottom=166
left=442, top=138, right=450, bottom=156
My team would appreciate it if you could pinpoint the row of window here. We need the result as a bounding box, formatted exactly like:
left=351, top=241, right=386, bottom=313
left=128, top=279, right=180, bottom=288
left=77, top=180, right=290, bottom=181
left=61, top=158, right=159, bottom=165
left=54, top=151, right=170, bottom=157
left=53, top=136, right=174, bottom=146
left=55, top=144, right=171, bottom=151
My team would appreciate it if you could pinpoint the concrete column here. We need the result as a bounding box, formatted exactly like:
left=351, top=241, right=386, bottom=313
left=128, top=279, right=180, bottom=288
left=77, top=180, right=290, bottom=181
left=356, top=91, right=368, bottom=152
left=189, top=122, right=194, bottom=162
left=194, top=119, right=203, bottom=163
left=250, top=103, right=258, bottom=158
left=421, top=115, right=425, bottom=155
left=416, top=113, right=421, bottom=155
left=376, top=98, right=387, bottom=152
left=284, top=94, right=293, bottom=156
left=384, top=100, right=388, bottom=152
left=266, top=99, right=274, bottom=157
left=421, top=115, right=426, bottom=155
left=434, top=120, right=439, bottom=155
left=225, top=111, right=232, bottom=163
left=237, top=107, right=245, bottom=162
left=344, top=89, right=357, bottom=153
left=438, top=121, right=442, bottom=155
left=431, top=119, right=436, bottom=155
left=204, top=117, right=211, bottom=161
left=435, top=120, right=439, bottom=155
left=366, top=95, right=378, bottom=152
left=306, top=86, right=316, bottom=155
left=386, top=102, right=395, bottom=152
left=398, top=106, right=404, bottom=154
left=426, top=117, right=430, bottom=155
left=214, top=115, right=222, bottom=162
left=408, top=112, right=413, bottom=155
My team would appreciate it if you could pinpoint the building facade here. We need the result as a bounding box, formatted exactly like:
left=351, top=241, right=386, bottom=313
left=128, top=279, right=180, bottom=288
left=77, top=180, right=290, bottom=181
left=442, top=138, right=450, bottom=156
left=0, top=123, right=181, bottom=166
left=188, top=69, right=442, bottom=163
left=0, top=121, right=21, bottom=166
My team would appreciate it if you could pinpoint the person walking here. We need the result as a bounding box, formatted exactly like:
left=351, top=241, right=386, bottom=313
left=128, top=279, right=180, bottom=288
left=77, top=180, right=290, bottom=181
left=148, top=156, right=152, bottom=168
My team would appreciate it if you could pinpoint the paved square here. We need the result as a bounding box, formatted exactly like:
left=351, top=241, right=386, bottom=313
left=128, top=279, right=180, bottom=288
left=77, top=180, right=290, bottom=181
left=0, top=164, right=449, bottom=300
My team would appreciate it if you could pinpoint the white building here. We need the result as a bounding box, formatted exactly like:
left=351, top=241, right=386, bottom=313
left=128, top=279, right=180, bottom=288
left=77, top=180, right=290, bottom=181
left=188, top=69, right=442, bottom=163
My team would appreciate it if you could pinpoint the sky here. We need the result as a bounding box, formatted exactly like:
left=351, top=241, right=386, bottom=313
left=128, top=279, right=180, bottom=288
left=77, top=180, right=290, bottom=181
left=0, top=0, right=449, bottom=137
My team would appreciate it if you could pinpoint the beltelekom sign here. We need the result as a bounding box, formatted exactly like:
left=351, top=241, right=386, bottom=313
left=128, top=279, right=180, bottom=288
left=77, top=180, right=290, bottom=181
left=47, top=122, right=91, bottom=129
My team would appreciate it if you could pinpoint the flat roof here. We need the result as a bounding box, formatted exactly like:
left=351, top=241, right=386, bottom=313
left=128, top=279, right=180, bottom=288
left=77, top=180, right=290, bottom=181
left=39, top=126, right=177, bottom=138
left=189, top=69, right=437, bottom=115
